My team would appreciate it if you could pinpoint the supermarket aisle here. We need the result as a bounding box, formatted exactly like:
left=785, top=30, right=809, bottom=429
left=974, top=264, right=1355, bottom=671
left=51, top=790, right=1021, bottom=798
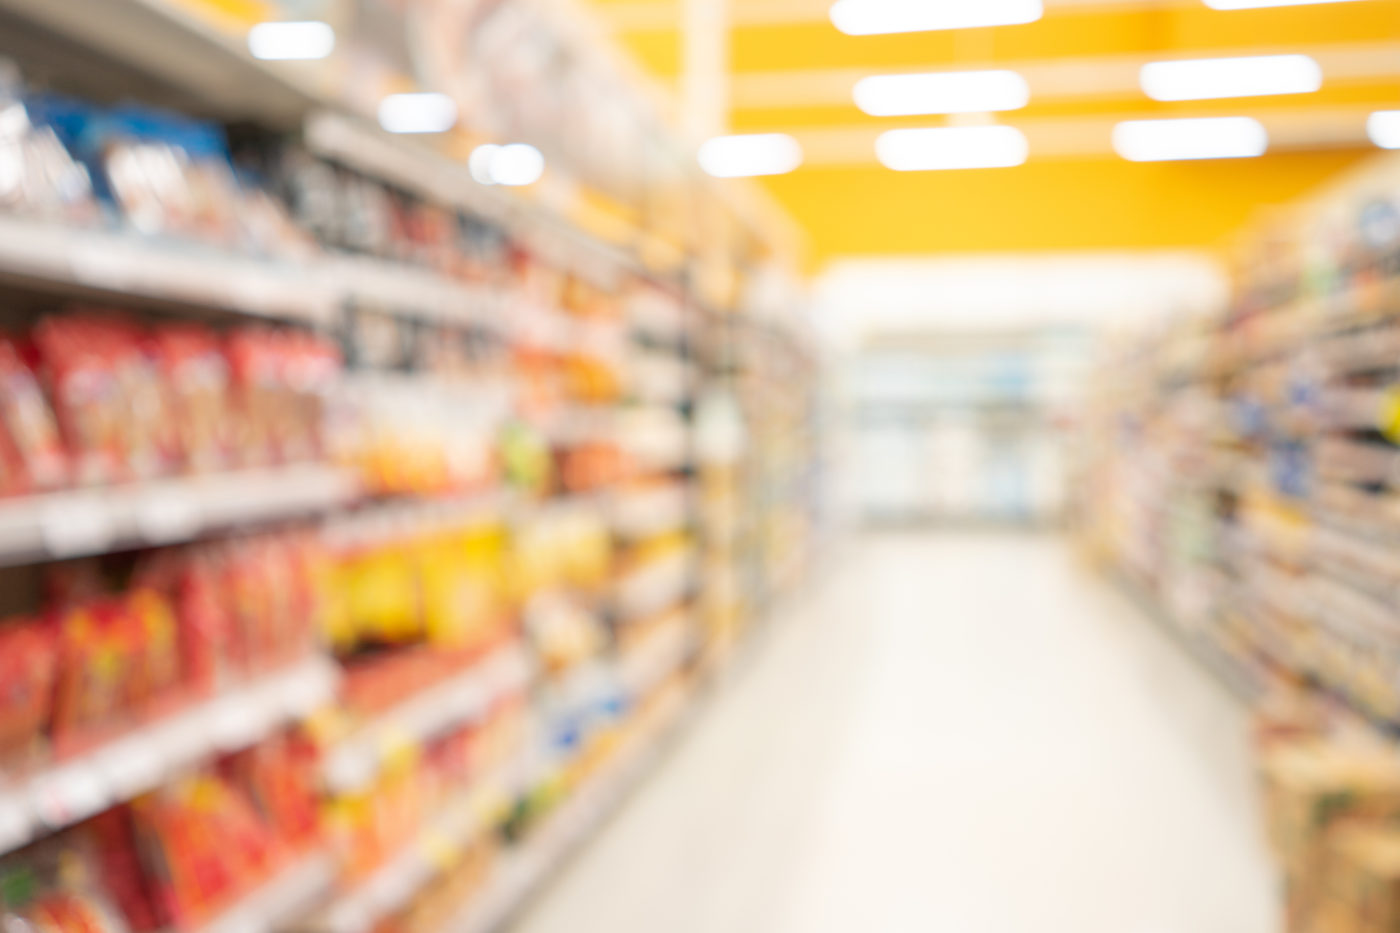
left=510, top=533, right=1279, bottom=933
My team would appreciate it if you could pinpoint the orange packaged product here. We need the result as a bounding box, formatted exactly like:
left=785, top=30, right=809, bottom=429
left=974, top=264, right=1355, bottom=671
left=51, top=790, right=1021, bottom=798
left=50, top=598, right=138, bottom=752
left=0, top=616, right=59, bottom=772
left=129, top=774, right=277, bottom=930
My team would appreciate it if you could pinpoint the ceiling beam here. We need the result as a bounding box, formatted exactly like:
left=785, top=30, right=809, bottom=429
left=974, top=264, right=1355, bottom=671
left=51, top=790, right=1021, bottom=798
left=771, top=105, right=1380, bottom=165
left=599, top=0, right=1198, bottom=32
left=728, top=41, right=1400, bottom=108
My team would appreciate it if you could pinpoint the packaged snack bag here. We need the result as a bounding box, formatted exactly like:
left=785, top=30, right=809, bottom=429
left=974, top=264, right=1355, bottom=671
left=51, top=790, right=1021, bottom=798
left=148, top=325, right=233, bottom=474
left=124, top=588, right=181, bottom=715
left=129, top=773, right=276, bottom=930
left=0, top=336, right=68, bottom=492
left=33, top=315, right=127, bottom=485
left=88, top=808, right=165, bottom=933
left=0, top=616, right=58, bottom=772
left=224, top=329, right=279, bottom=467
left=50, top=598, right=136, bottom=751
left=229, top=736, right=320, bottom=848
left=133, top=547, right=234, bottom=698
left=0, top=822, right=135, bottom=933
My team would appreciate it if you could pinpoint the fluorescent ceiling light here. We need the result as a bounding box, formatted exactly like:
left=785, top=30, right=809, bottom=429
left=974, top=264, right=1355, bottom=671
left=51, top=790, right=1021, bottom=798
left=491, top=144, right=545, bottom=186
left=247, top=21, right=335, bottom=61
left=698, top=134, right=803, bottom=178
left=1113, top=117, right=1268, bottom=162
left=854, top=70, right=1030, bottom=117
left=1140, top=55, right=1321, bottom=101
left=469, top=144, right=500, bottom=185
left=1368, top=111, right=1400, bottom=149
left=875, top=126, right=1028, bottom=171
left=378, top=93, right=458, bottom=134
left=830, top=0, right=1042, bottom=35
left=1204, top=0, right=1363, bottom=8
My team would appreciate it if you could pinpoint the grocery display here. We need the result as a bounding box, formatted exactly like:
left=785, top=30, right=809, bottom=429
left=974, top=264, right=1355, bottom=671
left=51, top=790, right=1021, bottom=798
left=0, top=0, right=819, bottom=930
left=1076, top=150, right=1400, bottom=932
left=1079, top=153, right=1400, bottom=723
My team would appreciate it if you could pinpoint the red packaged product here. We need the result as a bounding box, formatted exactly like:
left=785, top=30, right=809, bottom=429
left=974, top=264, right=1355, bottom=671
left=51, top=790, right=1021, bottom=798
left=224, top=329, right=280, bottom=467
left=0, top=336, right=68, bottom=493
left=148, top=325, right=234, bottom=474
left=49, top=588, right=179, bottom=752
left=0, top=616, right=59, bottom=772
left=129, top=774, right=276, bottom=930
left=88, top=809, right=165, bottom=933
left=34, top=313, right=179, bottom=484
left=229, top=736, right=320, bottom=847
left=135, top=547, right=235, bottom=698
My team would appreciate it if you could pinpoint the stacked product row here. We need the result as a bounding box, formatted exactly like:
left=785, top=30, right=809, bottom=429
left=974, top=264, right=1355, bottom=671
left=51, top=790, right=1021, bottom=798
left=0, top=37, right=816, bottom=933
left=1078, top=157, right=1400, bottom=932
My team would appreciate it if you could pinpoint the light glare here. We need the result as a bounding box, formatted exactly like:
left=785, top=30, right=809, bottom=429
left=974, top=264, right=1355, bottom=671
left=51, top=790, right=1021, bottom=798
left=491, top=144, right=546, bottom=186
left=1368, top=111, right=1400, bottom=150
left=875, top=126, right=1029, bottom=172
left=1140, top=55, right=1322, bottom=102
left=1113, top=117, right=1268, bottom=162
left=830, top=0, right=1043, bottom=35
left=698, top=134, right=803, bottom=178
left=377, top=93, right=458, bottom=134
left=854, top=71, right=1030, bottom=117
left=247, top=21, right=335, bottom=61
left=469, top=144, right=500, bottom=185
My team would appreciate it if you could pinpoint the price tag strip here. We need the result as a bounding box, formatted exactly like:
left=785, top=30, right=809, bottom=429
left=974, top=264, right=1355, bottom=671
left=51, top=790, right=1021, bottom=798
left=322, top=644, right=532, bottom=796
left=0, top=465, right=358, bottom=568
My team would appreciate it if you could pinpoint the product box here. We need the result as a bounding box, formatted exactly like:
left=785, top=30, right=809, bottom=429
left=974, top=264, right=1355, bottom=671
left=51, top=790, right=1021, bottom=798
left=1259, top=741, right=1400, bottom=930
left=1315, top=825, right=1400, bottom=933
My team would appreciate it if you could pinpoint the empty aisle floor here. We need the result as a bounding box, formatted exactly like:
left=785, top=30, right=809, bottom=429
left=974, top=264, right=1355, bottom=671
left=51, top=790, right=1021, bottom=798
left=509, top=533, right=1280, bottom=933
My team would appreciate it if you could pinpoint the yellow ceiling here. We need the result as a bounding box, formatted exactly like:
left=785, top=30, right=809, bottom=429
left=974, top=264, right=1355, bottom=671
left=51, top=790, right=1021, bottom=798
left=588, top=0, right=1400, bottom=266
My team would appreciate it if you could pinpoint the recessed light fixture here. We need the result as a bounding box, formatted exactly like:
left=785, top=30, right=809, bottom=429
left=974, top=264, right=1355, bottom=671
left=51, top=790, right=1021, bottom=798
left=854, top=70, right=1030, bottom=117
left=1367, top=111, right=1400, bottom=149
left=1113, top=117, right=1268, bottom=161
left=698, top=134, right=804, bottom=178
left=247, top=21, right=336, bottom=61
left=377, top=93, right=458, bottom=134
left=830, top=0, right=1043, bottom=36
left=1140, top=55, right=1322, bottom=102
left=875, top=126, right=1029, bottom=171
left=1204, top=0, right=1362, bottom=9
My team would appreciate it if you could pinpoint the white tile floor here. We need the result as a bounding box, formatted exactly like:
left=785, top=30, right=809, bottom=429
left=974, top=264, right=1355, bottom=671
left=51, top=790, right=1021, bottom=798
left=510, top=533, right=1281, bottom=933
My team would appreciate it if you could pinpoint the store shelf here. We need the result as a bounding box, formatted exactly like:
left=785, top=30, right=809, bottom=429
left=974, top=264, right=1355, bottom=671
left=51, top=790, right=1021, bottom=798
left=0, top=216, right=336, bottom=321
left=322, top=645, right=533, bottom=795
left=0, top=655, right=339, bottom=856
left=0, top=464, right=359, bottom=566
left=304, top=113, right=639, bottom=283
left=619, top=612, right=696, bottom=700
left=329, top=255, right=504, bottom=330
left=0, top=0, right=322, bottom=126
left=611, top=485, right=691, bottom=540
left=196, top=851, right=337, bottom=933
left=444, top=682, right=694, bottom=933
